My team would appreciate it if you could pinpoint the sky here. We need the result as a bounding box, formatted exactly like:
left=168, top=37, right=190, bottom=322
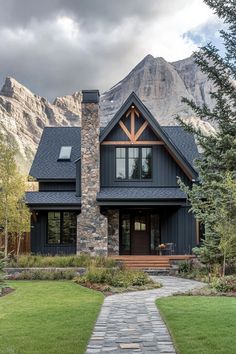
left=0, top=0, right=223, bottom=101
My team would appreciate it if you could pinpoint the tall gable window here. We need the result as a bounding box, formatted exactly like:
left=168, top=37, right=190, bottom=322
left=58, top=146, right=72, bottom=161
left=116, top=147, right=152, bottom=180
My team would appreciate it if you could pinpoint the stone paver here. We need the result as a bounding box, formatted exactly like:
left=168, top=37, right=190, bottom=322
left=86, top=276, right=203, bottom=354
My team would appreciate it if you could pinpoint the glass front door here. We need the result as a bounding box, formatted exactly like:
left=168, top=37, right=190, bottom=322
left=120, top=211, right=160, bottom=255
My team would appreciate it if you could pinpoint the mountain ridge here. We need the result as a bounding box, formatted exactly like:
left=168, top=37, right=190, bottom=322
left=0, top=54, right=216, bottom=173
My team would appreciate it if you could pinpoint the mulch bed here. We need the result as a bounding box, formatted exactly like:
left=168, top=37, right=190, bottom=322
left=0, top=287, right=15, bottom=297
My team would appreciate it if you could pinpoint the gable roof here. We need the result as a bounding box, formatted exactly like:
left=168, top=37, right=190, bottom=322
left=29, top=97, right=199, bottom=180
left=29, top=127, right=81, bottom=180
left=100, top=92, right=198, bottom=179
left=162, top=126, right=199, bottom=168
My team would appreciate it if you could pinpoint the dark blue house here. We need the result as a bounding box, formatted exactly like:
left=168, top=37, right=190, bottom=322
left=26, top=91, right=200, bottom=257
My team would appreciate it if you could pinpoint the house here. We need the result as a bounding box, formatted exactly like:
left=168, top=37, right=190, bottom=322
left=26, top=90, right=200, bottom=257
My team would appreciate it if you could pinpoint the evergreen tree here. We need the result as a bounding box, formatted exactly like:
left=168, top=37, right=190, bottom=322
left=177, top=0, right=236, bottom=272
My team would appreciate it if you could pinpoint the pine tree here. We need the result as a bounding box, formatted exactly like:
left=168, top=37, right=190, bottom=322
left=177, top=0, right=236, bottom=272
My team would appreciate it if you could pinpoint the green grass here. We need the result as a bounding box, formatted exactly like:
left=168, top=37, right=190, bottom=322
left=0, top=281, right=104, bottom=354
left=157, top=296, right=236, bottom=354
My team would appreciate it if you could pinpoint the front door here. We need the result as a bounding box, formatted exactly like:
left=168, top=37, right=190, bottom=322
left=131, top=213, right=149, bottom=255
left=120, top=210, right=160, bottom=255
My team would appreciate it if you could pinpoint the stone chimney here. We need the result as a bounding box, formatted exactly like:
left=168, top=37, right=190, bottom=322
left=77, top=90, right=108, bottom=256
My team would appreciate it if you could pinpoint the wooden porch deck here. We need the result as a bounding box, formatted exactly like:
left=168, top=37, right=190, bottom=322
left=111, top=255, right=195, bottom=269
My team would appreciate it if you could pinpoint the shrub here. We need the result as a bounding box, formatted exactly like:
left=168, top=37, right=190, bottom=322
left=211, top=276, right=236, bottom=293
left=7, top=254, right=116, bottom=268
left=7, top=269, right=77, bottom=280
left=75, top=267, right=153, bottom=288
left=178, top=260, right=193, bottom=274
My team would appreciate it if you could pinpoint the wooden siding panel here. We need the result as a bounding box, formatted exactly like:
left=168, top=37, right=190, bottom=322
left=39, top=182, right=76, bottom=191
left=100, top=145, right=189, bottom=187
left=160, top=206, right=197, bottom=254
left=31, top=211, right=76, bottom=255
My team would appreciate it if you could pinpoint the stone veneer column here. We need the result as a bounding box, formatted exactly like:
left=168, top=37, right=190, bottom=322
left=107, top=209, right=120, bottom=255
left=77, top=90, right=108, bottom=256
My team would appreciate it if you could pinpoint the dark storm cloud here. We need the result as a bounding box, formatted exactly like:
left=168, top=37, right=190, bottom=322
left=0, top=0, right=212, bottom=100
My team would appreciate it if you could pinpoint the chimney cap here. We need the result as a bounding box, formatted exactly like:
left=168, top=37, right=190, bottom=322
left=82, top=90, right=100, bottom=104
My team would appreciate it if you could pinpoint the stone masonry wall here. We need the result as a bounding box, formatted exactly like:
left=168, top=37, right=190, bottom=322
left=107, top=209, right=119, bottom=255
left=77, top=99, right=108, bottom=256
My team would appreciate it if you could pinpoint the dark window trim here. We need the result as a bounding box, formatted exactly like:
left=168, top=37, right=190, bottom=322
left=115, top=146, right=153, bottom=181
left=46, top=211, right=77, bottom=246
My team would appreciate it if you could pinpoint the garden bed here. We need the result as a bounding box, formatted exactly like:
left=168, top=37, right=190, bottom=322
left=7, top=254, right=116, bottom=268
left=74, top=267, right=161, bottom=295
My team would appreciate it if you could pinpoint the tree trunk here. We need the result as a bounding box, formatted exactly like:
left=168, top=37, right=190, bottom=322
left=16, top=233, right=21, bottom=260
left=4, top=216, right=8, bottom=258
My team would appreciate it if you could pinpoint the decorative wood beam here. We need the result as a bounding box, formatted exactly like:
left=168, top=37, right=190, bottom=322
left=119, top=121, right=132, bottom=140
left=134, top=121, right=148, bottom=141
left=101, top=140, right=164, bottom=145
left=125, top=106, right=140, bottom=118
left=130, top=108, right=135, bottom=142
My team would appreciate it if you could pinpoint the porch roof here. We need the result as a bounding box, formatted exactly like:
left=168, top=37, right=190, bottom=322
left=25, top=191, right=81, bottom=210
left=97, top=187, right=187, bottom=206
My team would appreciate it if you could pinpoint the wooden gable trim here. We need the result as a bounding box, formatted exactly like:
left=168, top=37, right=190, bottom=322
left=100, top=92, right=197, bottom=180
left=119, top=121, right=132, bottom=141
left=104, top=105, right=162, bottom=146
left=101, top=140, right=164, bottom=145
left=135, top=121, right=148, bottom=141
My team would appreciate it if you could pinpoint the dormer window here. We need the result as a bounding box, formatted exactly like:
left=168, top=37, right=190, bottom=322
left=58, top=146, right=72, bottom=161
left=116, top=147, right=152, bottom=180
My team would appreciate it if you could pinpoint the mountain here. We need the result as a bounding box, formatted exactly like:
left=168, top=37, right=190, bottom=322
left=0, top=77, right=81, bottom=172
left=0, top=54, right=216, bottom=173
left=100, top=54, right=215, bottom=134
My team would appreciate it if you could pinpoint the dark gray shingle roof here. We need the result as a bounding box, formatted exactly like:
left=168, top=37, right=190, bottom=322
left=163, top=126, right=199, bottom=167
left=97, top=187, right=186, bottom=200
left=29, top=126, right=198, bottom=180
left=25, top=191, right=81, bottom=205
left=29, top=127, right=81, bottom=179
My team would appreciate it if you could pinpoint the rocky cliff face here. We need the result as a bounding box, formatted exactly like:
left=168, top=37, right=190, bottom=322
left=100, top=54, right=215, bottom=129
left=0, top=54, right=215, bottom=173
left=0, top=77, right=81, bottom=172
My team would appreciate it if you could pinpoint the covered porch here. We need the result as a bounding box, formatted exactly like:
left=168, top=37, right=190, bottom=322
left=103, top=204, right=199, bottom=257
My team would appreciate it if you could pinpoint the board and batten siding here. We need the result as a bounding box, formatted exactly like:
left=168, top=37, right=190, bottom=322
left=39, top=182, right=76, bottom=191
left=100, top=145, right=190, bottom=187
left=161, top=206, right=197, bottom=254
left=31, top=212, right=76, bottom=255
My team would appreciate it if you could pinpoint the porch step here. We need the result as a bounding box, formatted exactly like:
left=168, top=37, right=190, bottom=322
left=112, top=255, right=194, bottom=270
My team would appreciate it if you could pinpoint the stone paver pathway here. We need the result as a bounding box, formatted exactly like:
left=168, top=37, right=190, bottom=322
left=86, top=276, right=203, bottom=354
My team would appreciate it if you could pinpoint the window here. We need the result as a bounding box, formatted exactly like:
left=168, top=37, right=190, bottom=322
left=116, top=147, right=152, bottom=180
left=128, top=148, right=139, bottom=179
left=58, top=146, right=72, bottom=160
left=116, top=148, right=126, bottom=179
left=47, top=211, right=77, bottom=245
left=134, top=215, right=147, bottom=231
left=121, top=214, right=131, bottom=252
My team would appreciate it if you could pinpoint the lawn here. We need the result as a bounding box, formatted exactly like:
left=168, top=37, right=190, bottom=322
left=157, top=296, right=236, bottom=354
left=0, top=281, right=104, bottom=354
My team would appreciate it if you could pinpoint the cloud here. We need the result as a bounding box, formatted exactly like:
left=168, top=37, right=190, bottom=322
left=0, top=0, right=222, bottom=100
